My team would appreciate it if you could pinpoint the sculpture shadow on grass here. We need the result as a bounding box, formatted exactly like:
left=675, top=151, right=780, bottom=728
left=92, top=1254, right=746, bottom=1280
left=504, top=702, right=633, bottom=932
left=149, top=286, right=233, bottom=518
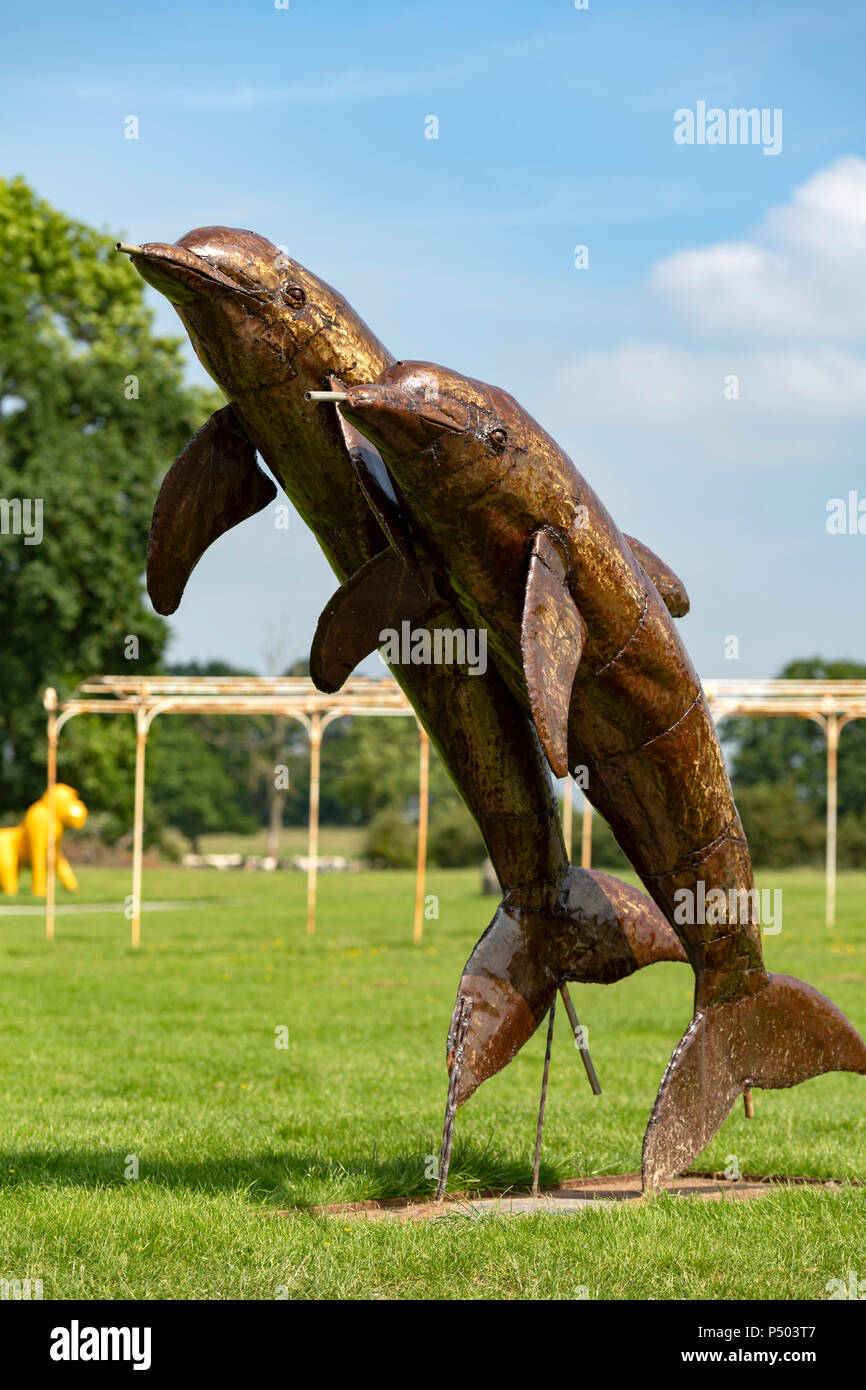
left=0, top=1137, right=564, bottom=1206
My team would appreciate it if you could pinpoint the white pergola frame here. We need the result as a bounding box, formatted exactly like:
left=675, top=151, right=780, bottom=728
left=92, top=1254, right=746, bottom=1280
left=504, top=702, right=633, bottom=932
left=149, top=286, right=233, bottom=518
left=41, top=676, right=866, bottom=945
left=43, top=676, right=429, bottom=947
left=704, top=680, right=866, bottom=929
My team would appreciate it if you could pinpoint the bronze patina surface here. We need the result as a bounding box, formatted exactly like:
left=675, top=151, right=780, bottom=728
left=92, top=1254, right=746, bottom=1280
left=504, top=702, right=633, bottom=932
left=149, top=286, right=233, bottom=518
left=318, top=360, right=866, bottom=1188
left=118, top=231, right=684, bottom=1066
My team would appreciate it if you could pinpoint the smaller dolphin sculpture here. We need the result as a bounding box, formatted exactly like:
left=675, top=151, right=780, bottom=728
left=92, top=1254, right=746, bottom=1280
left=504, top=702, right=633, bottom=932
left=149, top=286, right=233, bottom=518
left=311, top=360, right=866, bottom=1188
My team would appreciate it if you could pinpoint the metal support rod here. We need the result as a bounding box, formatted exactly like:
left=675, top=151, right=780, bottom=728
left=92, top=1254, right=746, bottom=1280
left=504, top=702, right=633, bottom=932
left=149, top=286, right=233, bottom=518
left=826, top=714, right=838, bottom=929
left=45, top=690, right=58, bottom=942
left=559, top=984, right=602, bottom=1095
left=434, top=996, right=473, bottom=1203
left=531, top=999, right=556, bottom=1198
left=580, top=798, right=593, bottom=869
left=130, top=713, right=148, bottom=949
left=743, top=1086, right=755, bottom=1119
left=413, top=726, right=430, bottom=945
left=306, top=713, right=322, bottom=935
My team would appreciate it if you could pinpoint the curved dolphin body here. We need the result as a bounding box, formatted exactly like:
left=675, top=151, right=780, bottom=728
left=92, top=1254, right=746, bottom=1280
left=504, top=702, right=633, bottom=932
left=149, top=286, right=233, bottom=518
left=318, top=359, right=866, bottom=1187
left=119, top=229, right=684, bottom=1031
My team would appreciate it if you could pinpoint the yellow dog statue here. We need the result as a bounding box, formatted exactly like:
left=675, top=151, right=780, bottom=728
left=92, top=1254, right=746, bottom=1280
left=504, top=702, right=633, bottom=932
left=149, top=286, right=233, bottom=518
left=0, top=785, right=88, bottom=897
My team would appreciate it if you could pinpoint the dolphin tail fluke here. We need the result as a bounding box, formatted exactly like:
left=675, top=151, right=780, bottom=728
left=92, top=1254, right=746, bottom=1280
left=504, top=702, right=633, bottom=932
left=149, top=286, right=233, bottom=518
left=642, top=974, right=866, bottom=1189
left=448, top=866, right=686, bottom=1105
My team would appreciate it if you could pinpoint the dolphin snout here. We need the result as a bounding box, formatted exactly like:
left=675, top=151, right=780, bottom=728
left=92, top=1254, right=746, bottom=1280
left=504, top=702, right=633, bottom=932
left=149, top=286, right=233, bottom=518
left=115, top=240, right=239, bottom=304
left=341, top=384, right=465, bottom=459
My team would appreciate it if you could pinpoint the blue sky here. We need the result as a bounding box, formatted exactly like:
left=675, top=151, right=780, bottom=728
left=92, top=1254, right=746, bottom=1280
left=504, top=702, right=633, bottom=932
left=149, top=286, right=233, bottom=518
left=3, top=0, right=865, bottom=676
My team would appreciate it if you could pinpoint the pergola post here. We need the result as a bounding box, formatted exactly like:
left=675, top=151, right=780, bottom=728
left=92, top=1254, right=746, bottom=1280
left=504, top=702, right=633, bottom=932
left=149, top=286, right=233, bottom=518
left=413, top=725, right=430, bottom=945
left=44, top=688, right=58, bottom=942
left=561, top=782, right=573, bottom=858
left=130, top=700, right=149, bottom=950
left=580, top=798, right=593, bottom=869
left=826, top=714, right=839, bottom=929
left=306, top=712, right=322, bottom=935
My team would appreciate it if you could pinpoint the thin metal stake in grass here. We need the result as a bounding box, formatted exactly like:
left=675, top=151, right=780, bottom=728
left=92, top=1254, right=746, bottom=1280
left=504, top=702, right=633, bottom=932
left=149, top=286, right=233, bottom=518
left=434, top=995, right=473, bottom=1204
left=559, top=984, right=602, bottom=1095
left=531, top=999, right=557, bottom=1199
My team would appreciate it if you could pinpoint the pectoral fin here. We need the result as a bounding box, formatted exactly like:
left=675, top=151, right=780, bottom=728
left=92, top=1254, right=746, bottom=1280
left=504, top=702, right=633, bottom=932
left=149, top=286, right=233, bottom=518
left=147, top=405, right=277, bottom=615
left=624, top=535, right=690, bottom=618
left=311, top=549, right=448, bottom=694
left=521, top=531, right=586, bottom=777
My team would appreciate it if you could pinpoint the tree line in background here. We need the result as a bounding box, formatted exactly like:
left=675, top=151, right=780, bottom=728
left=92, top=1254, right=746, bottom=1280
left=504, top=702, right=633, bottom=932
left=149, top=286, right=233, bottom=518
left=3, top=179, right=866, bottom=870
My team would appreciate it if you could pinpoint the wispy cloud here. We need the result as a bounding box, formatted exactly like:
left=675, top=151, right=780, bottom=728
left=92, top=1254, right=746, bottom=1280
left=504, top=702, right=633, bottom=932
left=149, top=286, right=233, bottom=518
left=559, top=343, right=866, bottom=421
left=55, top=32, right=559, bottom=112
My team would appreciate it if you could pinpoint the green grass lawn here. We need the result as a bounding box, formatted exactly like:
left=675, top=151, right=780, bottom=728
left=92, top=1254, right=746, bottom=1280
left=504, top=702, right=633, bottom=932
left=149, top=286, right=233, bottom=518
left=0, top=865, right=864, bottom=1299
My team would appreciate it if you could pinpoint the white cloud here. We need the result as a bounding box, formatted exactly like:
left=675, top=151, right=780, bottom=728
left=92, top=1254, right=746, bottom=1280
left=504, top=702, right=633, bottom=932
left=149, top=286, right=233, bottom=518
left=557, top=343, right=866, bottom=420
left=548, top=158, right=866, bottom=436
left=651, top=156, right=866, bottom=339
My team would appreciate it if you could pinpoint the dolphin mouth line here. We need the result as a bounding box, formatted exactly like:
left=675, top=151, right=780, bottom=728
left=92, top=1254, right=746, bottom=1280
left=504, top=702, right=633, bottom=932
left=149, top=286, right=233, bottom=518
left=115, top=241, right=266, bottom=301
left=345, top=388, right=467, bottom=436
left=415, top=411, right=464, bottom=434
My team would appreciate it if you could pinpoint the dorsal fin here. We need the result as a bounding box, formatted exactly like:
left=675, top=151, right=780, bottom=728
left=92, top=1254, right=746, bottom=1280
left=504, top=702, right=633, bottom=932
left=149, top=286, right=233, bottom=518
left=624, top=534, right=690, bottom=618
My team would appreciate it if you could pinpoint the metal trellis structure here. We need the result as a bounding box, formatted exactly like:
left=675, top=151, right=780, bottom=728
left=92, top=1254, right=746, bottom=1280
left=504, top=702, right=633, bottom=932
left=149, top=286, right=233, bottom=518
left=43, top=676, right=429, bottom=947
left=42, top=676, right=866, bottom=945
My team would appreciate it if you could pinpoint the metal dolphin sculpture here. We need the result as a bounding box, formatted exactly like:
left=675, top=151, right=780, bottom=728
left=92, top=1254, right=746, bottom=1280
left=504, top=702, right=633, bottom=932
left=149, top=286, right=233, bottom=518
left=116, top=230, right=685, bottom=1053
left=311, top=358, right=866, bottom=1188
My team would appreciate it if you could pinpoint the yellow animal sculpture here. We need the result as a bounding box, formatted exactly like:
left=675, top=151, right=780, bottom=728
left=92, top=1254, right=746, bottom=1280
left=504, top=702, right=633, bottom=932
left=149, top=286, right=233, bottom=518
left=0, top=785, right=88, bottom=897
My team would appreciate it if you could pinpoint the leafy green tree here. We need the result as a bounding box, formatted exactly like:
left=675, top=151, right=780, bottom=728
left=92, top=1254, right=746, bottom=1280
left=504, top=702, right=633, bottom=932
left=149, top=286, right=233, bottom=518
left=331, top=715, right=461, bottom=824
left=156, top=660, right=338, bottom=847
left=427, top=801, right=485, bottom=868
left=57, top=718, right=139, bottom=845
left=147, top=717, right=257, bottom=853
left=730, top=780, right=824, bottom=869
left=0, top=176, right=219, bottom=815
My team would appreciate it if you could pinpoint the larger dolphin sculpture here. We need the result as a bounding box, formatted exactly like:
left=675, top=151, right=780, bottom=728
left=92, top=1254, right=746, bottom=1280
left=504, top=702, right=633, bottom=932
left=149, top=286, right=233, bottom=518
left=311, top=358, right=866, bottom=1188
left=116, top=230, right=685, bottom=1062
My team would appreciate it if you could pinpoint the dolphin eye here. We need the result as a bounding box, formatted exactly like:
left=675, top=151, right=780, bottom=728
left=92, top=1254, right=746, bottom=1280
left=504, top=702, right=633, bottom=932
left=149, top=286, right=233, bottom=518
left=281, top=284, right=305, bottom=306
left=488, top=428, right=507, bottom=449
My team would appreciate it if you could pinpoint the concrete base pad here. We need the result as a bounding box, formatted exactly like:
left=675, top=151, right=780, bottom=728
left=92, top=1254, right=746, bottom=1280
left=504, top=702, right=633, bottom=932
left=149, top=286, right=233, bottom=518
left=309, top=1172, right=851, bottom=1223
